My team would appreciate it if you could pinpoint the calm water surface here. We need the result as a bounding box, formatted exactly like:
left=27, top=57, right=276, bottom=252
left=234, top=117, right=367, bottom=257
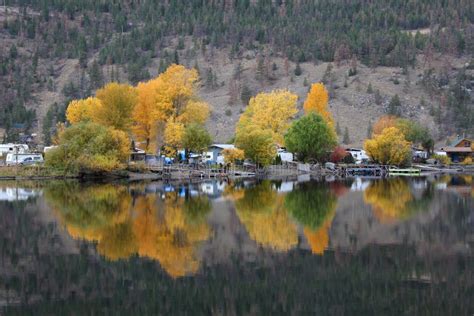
left=0, top=175, right=473, bottom=315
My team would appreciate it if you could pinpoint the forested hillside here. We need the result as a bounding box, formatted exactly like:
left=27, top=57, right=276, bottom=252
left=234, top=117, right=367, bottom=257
left=0, top=0, right=472, bottom=144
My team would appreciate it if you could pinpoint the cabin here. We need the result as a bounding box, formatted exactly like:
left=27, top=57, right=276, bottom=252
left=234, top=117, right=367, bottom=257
left=204, top=144, right=235, bottom=164
left=439, top=137, right=473, bottom=163
left=130, top=148, right=146, bottom=162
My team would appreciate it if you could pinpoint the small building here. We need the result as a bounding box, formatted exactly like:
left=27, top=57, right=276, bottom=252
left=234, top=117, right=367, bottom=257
left=130, top=148, right=146, bottom=162
left=204, top=144, right=235, bottom=164
left=439, top=137, right=473, bottom=163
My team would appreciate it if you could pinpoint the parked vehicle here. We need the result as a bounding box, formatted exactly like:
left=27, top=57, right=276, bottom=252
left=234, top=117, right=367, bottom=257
left=0, top=144, right=29, bottom=157
left=5, top=153, right=44, bottom=166
left=346, top=148, right=370, bottom=164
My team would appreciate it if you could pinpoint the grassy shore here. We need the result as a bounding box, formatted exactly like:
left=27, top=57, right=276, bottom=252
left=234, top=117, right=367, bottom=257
left=0, top=165, right=78, bottom=179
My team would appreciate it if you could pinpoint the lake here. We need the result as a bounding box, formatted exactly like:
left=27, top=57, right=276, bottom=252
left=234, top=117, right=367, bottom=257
left=0, top=175, right=473, bottom=315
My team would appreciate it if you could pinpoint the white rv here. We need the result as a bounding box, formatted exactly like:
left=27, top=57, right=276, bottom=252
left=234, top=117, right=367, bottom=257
left=0, top=144, right=29, bottom=157
left=346, top=148, right=370, bottom=164
left=277, top=148, right=294, bottom=162
left=5, top=153, right=44, bottom=166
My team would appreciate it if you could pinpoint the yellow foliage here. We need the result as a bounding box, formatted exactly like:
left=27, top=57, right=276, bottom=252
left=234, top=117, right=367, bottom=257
left=238, top=89, right=298, bottom=145
left=164, top=118, right=185, bottom=156
left=133, top=80, right=161, bottom=152
left=234, top=183, right=298, bottom=252
left=372, top=115, right=398, bottom=136
left=178, top=100, right=210, bottom=125
left=47, top=184, right=211, bottom=278
left=66, top=97, right=102, bottom=124
left=95, top=82, right=137, bottom=131
left=303, top=83, right=333, bottom=127
left=222, top=148, right=245, bottom=164
left=462, top=156, right=472, bottom=165
left=364, top=127, right=411, bottom=165
left=152, top=64, right=199, bottom=117
left=132, top=65, right=206, bottom=153
left=51, top=122, right=66, bottom=145
left=363, top=179, right=414, bottom=223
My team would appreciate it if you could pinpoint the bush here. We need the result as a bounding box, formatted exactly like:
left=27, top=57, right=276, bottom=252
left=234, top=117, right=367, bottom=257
left=462, top=156, right=472, bottom=165
left=432, top=154, right=451, bottom=165
left=330, top=146, right=347, bottom=163
left=45, top=122, right=130, bottom=174
left=342, top=153, right=355, bottom=164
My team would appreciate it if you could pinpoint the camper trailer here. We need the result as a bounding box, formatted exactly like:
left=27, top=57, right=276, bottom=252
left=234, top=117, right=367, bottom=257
left=0, top=144, right=29, bottom=157
left=346, top=148, right=370, bottom=164
left=5, top=153, right=44, bottom=166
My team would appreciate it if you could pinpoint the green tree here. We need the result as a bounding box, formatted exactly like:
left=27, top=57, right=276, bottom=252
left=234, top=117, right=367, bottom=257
left=235, top=128, right=276, bottom=166
left=182, top=123, right=212, bottom=154
left=240, top=85, right=252, bottom=105
left=343, top=127, right=350, bottom=144
left=294, top=62, right=302, bottom=76
left=388, top=94, right=401, bottom=116
left=284, top=113, right=337, bottom=162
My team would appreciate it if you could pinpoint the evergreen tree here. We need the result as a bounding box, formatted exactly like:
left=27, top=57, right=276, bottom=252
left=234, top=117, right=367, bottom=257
left=388, top=94, right=401, bottom=116
left=294, top=62, right=302, bottom=76
left=240, top=85, right=252, bottom=105
left=367, top=82, right=373, bottom=94
left=343, top=127, right=351, bottom=144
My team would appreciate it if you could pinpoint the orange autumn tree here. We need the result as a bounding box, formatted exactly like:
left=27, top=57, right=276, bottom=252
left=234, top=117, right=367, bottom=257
left=372, top=115, right=398, bottom=136
left=303, top=83, right=333, bottom=127
left=132, top=64, right=210, bottom=153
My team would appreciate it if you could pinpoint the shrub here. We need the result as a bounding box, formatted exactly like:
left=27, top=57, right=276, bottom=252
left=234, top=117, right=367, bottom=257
left=462, top=156, right=472, bottom=165
left=432, top=154, right=451, bottom=165
left=45, top=122, right=130, bottom=174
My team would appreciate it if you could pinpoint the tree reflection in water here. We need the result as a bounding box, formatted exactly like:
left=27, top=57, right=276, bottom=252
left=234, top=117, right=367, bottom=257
left=363, top=178, right=433, bottom=223
left=231, top=181, right=298, bottom=252
left=285, top=182, right=338, bottom=254
left=45, top=182, right=211, bottom=278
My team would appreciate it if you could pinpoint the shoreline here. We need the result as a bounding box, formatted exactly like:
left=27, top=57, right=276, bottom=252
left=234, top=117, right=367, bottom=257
left=0, top=165, right=472, bottom=182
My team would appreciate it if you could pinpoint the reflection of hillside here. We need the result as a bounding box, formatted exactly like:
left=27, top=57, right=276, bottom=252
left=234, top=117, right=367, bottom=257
left=45, top=183, right=211, bottom=278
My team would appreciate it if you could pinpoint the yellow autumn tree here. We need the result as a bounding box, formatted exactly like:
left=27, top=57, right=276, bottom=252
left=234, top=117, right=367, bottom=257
left=66, top=97, right=102, bottom=124
left=372, top=115, right=398, bottom=136
left=152, top=64, right=199, bottom=117
left=164, top=118, right=185, bottom=156
left=237, top=89, right=298, bottom=145
left=133, top=80, right=162, bottom=152
left=177, top=100, right=210, bottom=125
left=364, top=127, right=411, bottom=165
left=132, top=64, right=210, bottom=153
left=222, top=148, right=245, bottom=165
left=95, top=82, right=138, bottom=131
left=303, top=83, right=333, bottom=126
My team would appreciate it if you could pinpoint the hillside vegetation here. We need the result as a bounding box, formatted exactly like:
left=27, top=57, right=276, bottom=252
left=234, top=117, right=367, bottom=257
left=0, top=0, right=472, bottom=144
